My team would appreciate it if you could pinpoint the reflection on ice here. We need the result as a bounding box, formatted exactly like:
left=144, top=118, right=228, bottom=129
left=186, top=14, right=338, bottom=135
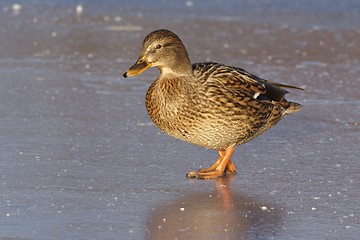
left=147, top=177, right=282, bottom=239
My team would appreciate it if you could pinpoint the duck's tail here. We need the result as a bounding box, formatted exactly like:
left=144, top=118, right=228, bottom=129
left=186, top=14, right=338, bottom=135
left=282, top=101, right=302, bottom=115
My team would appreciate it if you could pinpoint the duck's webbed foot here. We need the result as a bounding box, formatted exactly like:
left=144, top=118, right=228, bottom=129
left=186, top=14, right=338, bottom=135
left=186, top=146, right=236, bottom=179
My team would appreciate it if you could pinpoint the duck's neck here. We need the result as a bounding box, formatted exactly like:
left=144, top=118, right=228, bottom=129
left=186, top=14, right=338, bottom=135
left=159, top=52, right=193, bottom=78
left=159, top=66, right=192, bottom=78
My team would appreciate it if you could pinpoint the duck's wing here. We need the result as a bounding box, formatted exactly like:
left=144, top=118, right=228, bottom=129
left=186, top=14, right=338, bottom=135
left=193, top=62, right=303, bottom=102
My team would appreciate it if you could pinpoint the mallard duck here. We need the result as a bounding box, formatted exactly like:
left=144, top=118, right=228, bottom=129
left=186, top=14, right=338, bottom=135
left=123, top=29, right=302, bottom=179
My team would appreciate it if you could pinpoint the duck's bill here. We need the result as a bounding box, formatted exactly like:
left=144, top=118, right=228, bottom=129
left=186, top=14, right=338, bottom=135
left=123, top=58, right=152, bottom=78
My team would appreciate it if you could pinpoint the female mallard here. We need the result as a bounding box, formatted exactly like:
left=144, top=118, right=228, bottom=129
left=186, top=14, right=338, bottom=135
left=123, top=29, right=302, bottom=179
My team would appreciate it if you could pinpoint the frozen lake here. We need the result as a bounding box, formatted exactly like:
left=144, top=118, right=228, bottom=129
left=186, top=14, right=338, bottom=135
left=0, top=1, right=359, bottom=239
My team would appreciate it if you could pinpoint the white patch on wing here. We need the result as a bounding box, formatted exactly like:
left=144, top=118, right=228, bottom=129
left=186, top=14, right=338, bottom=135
left=253, top=92, right=260, bottom=99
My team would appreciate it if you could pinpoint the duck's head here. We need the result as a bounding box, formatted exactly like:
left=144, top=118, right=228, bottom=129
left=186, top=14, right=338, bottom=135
left=123, top=29, right=192, bottom=78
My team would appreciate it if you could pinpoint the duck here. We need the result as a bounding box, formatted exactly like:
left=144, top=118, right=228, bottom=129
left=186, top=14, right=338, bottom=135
left=123, top=29, right=303, bottom=179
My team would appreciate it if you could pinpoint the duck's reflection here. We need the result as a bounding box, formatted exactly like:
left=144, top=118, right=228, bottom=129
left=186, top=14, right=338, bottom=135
left=147, top=177, right=283, bottom=239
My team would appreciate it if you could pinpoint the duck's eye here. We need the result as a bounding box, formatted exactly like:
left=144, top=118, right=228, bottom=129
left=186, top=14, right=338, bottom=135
left=155, top=44, right=162, bottom=50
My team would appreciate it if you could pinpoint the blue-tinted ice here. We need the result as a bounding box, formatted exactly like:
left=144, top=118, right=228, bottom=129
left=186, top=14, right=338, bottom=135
left=0, top=1, right=359, bottom=239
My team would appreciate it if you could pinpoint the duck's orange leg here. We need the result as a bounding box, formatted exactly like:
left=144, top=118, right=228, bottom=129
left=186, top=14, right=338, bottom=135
left=225, top=159, right=237, bottom=174
left=186, top=146, right=235, bottom=179
left=197, top=149, right=236, bottom=175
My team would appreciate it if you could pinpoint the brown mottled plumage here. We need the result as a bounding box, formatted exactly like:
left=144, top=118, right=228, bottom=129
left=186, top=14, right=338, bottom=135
left=123, top=29, right=302, bottom=179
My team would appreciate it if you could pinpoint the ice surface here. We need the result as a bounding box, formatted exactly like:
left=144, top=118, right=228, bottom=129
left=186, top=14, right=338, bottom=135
left=0, top=1, right=359, bottom=239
